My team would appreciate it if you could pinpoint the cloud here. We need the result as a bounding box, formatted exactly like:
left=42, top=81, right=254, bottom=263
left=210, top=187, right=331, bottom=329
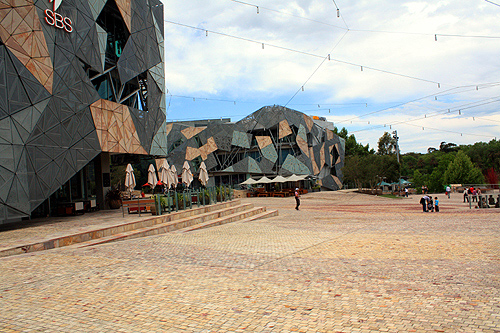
left=163, top=0, right=500, bottom=152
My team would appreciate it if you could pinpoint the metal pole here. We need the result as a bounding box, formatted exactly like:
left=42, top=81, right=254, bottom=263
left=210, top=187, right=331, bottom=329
left=137, top=197, right=141, bottom=216
left=393, top=130, right=402, bottom=196
left=167, top=191, right=171, bottom=213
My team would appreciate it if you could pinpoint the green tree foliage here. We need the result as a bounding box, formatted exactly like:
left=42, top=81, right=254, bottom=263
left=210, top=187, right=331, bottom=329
left=343, top=154, right=399, bottom=189
left=377, top=132, right=397, bottom=155
left=334, top=127, right=373, bottom=156
left=443, top=151, right=485, bottom=185
left=338, top=128, right=499, bottom=191
left=439, top=141, right=459, bottom=153
left=412, top=170, right=427, bottom=194
left=461, top=139, right=500, bottom=174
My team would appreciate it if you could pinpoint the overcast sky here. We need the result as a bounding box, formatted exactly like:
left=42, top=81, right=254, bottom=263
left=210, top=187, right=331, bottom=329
left=162, top=0, right=500, bottom=153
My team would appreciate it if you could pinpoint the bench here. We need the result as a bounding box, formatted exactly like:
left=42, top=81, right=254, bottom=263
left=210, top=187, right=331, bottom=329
left=121, top=198, right=156, bottom=217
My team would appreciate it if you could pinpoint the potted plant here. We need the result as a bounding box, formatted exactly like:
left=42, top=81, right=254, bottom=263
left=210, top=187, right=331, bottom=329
left=105, top=188, right=122, bottom=209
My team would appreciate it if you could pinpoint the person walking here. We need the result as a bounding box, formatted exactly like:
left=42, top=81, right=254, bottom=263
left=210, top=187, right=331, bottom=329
left=463, top=188, right=469, bottom=203
left=446, top=185, right=451, bottom=199
left=294, top=188, right=300, bottom=210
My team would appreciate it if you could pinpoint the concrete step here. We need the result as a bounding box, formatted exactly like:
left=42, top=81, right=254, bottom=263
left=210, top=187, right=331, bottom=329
left=0, top=200, right=241, bottom=257
left=77, top=203, right=264, bottom=247
left=181, top=208, right=279, bottom=232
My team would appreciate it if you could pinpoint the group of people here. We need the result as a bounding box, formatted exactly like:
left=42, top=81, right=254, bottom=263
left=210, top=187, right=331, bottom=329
left=420, top=195, right=439, bottom=212
left=462, top=186, right=500, bottom=208
left=462, top=186, right=482, bottom=203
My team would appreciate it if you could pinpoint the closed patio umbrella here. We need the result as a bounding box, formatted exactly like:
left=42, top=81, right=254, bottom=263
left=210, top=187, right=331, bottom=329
left=181, top=161, right=193, bottom=187
left=159, top=160, right=172, bottom=189
left=170, top=164, right=178, bottom=188
left=198, top=161, right=209, bottom=186
left=147, top=164, right=158, bottom=189
left=125, top=164, right=136, bottom=197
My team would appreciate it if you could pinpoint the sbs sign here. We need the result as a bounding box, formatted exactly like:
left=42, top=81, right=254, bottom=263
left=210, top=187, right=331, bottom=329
left=44, top=0, right=73, bottom=33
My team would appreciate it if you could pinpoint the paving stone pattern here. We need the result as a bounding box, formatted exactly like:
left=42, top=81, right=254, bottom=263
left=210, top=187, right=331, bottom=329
left=0, top=191, right=499, bottom=332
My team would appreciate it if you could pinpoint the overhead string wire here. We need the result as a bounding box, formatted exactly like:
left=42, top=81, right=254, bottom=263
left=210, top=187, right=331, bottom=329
left=229, top=0, right=347, bottom=31
left=485, top=0, right=500, bottom=7
left=400, top=122, right=497, bottom=139
left=348, top=97, right=500, bottom=136
left=284, top=30, right=349, bottom=107
left=283, top=0, right=349, bottom=107
left=335, top=82, right=500, bottom=124
left=229, top=0, right=500, bottom=39
left=331, top=0, right=349, bottom=29
left=164, top=89, right=369, bottom=110
left=164, top=20, right=444, bottom=88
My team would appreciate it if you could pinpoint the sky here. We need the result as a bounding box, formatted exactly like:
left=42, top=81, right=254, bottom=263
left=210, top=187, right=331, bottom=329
left=162, top=0, right=500, bottom=153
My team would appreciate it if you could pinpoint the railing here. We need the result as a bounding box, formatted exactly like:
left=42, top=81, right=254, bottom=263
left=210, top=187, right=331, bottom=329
left=153, top=185, right=234, bottom=216
left=464, top=193, right=500, bottom=209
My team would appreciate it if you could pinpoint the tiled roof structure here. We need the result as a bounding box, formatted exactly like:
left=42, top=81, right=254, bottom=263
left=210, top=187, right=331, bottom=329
left=0, top=0, right=166, bottom=222
left=167, top=105, right=345, bottom=190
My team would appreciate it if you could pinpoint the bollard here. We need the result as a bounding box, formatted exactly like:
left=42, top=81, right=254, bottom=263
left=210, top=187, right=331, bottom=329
left=155, top=195, right=161, bottom=215
left=167, top=192, right=171, bottom=213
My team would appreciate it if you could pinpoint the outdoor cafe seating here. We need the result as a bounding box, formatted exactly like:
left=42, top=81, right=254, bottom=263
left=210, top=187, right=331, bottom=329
left=241, top=174, right=310, bottom=198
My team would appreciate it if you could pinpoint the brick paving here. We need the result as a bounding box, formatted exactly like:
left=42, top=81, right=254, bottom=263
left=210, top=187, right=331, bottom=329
left=0, top=191, right=499, bottom=332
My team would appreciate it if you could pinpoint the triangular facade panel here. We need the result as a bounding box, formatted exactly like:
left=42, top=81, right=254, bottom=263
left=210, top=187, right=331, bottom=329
left=1, top=0, right=166, bottom=222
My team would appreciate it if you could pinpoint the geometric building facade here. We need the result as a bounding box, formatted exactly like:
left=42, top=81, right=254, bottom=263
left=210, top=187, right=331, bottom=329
left=166, top=105, right=345, bottom=190
left=0, top=0, right=166, bottom=223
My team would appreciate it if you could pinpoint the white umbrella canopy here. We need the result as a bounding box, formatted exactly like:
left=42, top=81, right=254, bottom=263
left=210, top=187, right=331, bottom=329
left=257, top=176, right=273, bottom=183
left=240, top=178, right=258, bottom=185
left=198, top=161, right=209, bottom=186
left=147, top=164, right=158, bottom=189
left=170, top=164, right=178, bottom=188
left=125, top=164, right=136, bottom=193
left=286, top=174, right=308, bottom=181
left=272, top=175, right=288, bottom=183
left=181, top=161, right=194, bottom=187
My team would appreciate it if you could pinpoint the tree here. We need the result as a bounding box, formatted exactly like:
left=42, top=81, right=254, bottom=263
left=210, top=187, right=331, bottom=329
left=461, top=139, right=500, bottom=174
left=342, top=154, right=399, bottom=190
left=334, top=127, right=374, bottom=157
left=342, top=155, right=364, bottom=189
left=412, top=170, right=428, bottom=194
left=377, top=132, right=397, bottom=155
left=427, top=147, right=438, bottom=154
left=485, top=167, right=499, bottom=188
left=439, top=142, right=458, bottom=153
left=443, top=151, right=485, bottom=185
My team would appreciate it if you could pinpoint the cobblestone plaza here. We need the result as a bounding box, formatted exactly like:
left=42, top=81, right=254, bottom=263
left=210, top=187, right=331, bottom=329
left=0, top=191, right=499, bottom=332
